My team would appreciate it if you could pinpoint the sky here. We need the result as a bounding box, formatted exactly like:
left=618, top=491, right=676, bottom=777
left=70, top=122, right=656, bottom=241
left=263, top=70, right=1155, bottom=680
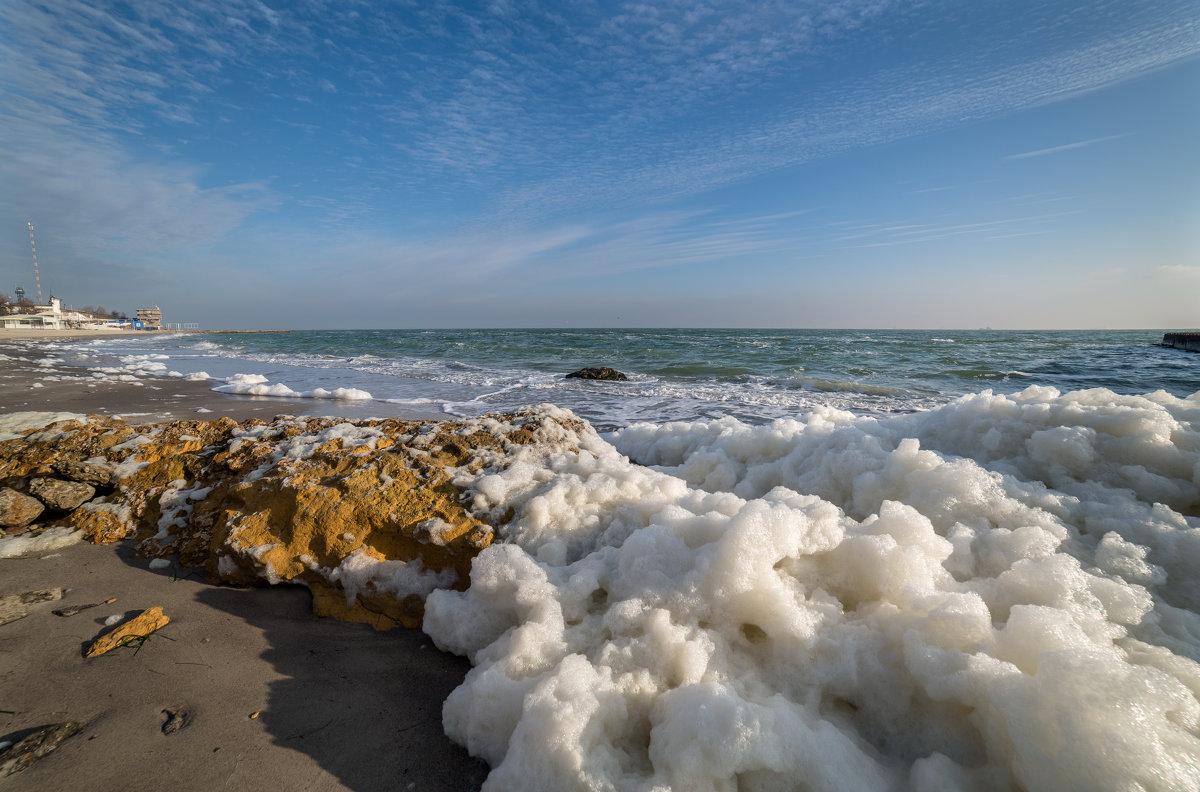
left=1, top=0, right=1197, bottom=330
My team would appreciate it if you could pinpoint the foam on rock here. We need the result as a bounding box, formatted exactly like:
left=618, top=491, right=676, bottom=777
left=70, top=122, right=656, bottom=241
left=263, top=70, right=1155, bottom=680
left=0, top=409, right=587, bottom=629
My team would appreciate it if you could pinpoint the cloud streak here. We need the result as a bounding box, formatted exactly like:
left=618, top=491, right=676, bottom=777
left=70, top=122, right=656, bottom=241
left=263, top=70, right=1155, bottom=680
left=1007, top=134, right=1132, bottom=160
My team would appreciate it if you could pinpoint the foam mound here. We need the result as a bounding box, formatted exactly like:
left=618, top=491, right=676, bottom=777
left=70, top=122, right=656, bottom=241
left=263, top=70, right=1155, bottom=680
left=423, top=386, right=1200, bottom=791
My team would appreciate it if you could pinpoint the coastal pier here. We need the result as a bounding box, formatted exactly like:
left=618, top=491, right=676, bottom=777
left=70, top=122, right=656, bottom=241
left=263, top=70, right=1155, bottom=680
left=1162, top=332, right=1200, bottom=352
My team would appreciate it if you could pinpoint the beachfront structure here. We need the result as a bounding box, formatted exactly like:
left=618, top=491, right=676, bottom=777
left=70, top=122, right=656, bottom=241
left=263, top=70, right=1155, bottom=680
left=0, top=296, right=105, bottom=330
left=137, top=306, right=162, bottom=330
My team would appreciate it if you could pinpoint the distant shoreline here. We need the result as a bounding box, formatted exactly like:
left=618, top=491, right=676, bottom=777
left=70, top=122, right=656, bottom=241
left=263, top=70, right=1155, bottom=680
left=0, top=334, right=444, bottom=425
left=0, top=328, right=173, bottom=340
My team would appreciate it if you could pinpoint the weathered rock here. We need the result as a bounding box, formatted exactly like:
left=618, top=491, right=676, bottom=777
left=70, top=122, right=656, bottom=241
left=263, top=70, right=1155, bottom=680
left=53, top=460, right=114, bottom=487
left=0, top=587, right=65, bottom=626
left=85, top=606, right=170, bottom=658
left=0, top=409, right=588, bottom=630
left=0, top=722, right=81, bottom=777
left=566, top=366, right=628, bottom=381
left=0, top=487, right=43, bottom=528
left=67, top=501, right=133, bottom=544
left=28, top=477, right=95, bottom=512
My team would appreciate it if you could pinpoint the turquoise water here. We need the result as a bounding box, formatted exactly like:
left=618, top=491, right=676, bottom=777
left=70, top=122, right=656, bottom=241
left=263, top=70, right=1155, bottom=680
left=49, top=328, right=1197, bottom=427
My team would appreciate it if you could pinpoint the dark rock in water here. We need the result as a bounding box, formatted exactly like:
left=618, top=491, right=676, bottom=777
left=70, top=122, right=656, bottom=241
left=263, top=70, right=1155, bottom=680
left=28, top=478, right=96, bottom=512
left=0, top=487, right=44, bottom=528
left=53, top=460, right=115, bottom=487
left=0, top=722, right=81, bottom=777
left=566, top=367, right=628, bottom=381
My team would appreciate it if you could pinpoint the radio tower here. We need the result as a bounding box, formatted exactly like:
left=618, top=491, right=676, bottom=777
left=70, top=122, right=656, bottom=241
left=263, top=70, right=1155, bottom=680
left=27, top=221, right=43, bottom=305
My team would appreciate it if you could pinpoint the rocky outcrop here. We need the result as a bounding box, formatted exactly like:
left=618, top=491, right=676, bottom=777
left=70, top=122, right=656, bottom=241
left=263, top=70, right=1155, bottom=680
left=28, top=477, right=96, bottom=511
left=566, top=367, right=628, bottom=381
left=0, top=487, right=44, bottom=529
left=0, top=409, right=587, bottom=629
left=53, top=460, right=115, bottom=487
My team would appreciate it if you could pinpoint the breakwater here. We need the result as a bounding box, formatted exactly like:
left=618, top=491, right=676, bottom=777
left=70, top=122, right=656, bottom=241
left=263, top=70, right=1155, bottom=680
left=1163, top=332, right=1200, bottom=352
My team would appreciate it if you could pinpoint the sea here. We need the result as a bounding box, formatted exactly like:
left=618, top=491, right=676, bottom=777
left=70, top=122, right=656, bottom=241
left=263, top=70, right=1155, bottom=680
left=12, top=326, right=1200, bottom=788
left=34, top=328, right=1198, bottom=428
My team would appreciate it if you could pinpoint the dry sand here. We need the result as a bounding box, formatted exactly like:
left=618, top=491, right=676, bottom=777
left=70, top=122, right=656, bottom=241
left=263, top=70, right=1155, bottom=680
left=0, top=336, right=488, bottom=790
left=0, top=542, right=487, bottom=791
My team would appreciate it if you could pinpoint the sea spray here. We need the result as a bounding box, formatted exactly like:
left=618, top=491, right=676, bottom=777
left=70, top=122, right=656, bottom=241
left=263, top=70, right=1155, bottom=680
left=423, top=386, right=1200, bottom=791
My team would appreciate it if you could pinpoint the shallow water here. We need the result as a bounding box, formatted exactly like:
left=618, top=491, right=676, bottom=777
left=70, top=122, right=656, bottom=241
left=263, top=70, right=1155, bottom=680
left=33, top=328, right=1196, bottom=428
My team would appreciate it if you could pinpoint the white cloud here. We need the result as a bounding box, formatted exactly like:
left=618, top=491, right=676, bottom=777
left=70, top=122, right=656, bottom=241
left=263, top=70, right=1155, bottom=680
left=1007, top=134, right=1131, bottom=160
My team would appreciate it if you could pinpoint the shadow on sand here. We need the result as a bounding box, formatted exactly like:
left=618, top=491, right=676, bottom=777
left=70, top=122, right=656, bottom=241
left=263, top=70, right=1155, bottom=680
left=183, top=571, right=490, bottom=791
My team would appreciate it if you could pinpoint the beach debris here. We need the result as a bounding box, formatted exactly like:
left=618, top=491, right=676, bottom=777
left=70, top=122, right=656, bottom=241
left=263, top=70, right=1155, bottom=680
left=0, top=587, right=65, bottom=626
left=28, top=477, right=95, bottom=512
left=85, top=606, right=170, bottom=658
left=249, top=711, right=260, bottom=720
left=161, top=708, right=191, bottom=735
left=0, top=721, right=81, bottom=777
left=0, top=487, right=43, bottom=528
left=565, top=366, right=628, bottom=381
left=53, top=597, right=116, bottom=618
left=52, top=460, right=114, bottom=487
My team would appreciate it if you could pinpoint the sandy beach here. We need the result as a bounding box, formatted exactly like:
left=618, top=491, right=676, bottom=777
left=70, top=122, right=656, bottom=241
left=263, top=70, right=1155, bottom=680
left=0, top=334, right=487, bottom=790
left=0, top=329, right=173, bottom=340
left=0, top=541, right=488, bottom=791
left=0, top=330, right=444, bottom=424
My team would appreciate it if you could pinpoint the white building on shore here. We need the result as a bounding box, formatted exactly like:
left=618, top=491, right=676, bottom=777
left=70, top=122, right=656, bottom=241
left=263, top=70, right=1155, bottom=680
left=0, top=296, right=109, bottom=330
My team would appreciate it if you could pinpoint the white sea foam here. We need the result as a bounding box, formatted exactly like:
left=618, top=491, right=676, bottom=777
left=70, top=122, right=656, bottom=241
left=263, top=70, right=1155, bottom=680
left=423, top=388, right=1200, bottom=791
left=212, top=373, right=373, bottom=401
left=0, top=411, right=88, bottom=441
left=0, top=526, right=84, bottom=558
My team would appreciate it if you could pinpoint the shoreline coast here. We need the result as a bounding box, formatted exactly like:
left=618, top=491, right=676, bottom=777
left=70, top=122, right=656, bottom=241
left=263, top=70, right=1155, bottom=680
left=4, top=330, right=1199, bottom=790
left=1, top=336, right=487, bottom=790
left=0, top=333, right=445, bottom=425
left=0, top=541, right=488, bottom=791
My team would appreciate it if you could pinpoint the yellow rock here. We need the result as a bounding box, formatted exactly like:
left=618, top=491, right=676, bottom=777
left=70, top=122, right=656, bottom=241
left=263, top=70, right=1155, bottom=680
left=85, top=606, right=170, bottom=658
left=69, top=503, right=134, bottom=543
left=1, top=410, right=586, bottom=630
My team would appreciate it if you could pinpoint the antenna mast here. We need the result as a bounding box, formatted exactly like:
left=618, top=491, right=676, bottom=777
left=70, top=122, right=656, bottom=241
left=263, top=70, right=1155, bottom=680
left=27, top=221, right=43, bottom=304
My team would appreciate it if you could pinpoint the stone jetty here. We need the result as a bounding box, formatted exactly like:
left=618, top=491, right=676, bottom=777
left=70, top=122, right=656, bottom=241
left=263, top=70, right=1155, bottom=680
left=1162, top=332, right=1200, bottom=352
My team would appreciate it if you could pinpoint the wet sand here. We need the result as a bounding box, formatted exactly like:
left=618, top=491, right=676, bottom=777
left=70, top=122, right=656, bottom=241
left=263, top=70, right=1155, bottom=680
left=0, top=334, right=444, bottom=424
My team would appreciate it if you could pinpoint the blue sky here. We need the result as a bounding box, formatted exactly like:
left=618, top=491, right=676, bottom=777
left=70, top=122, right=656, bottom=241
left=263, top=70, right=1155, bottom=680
left=1, top=0, right=1197, bottom=329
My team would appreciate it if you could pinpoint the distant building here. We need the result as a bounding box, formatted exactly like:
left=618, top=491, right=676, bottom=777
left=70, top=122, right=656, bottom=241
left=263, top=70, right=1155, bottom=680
left=0, top=296, right=103, bottom=330
left=136, top=306, right=163, bottom=330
